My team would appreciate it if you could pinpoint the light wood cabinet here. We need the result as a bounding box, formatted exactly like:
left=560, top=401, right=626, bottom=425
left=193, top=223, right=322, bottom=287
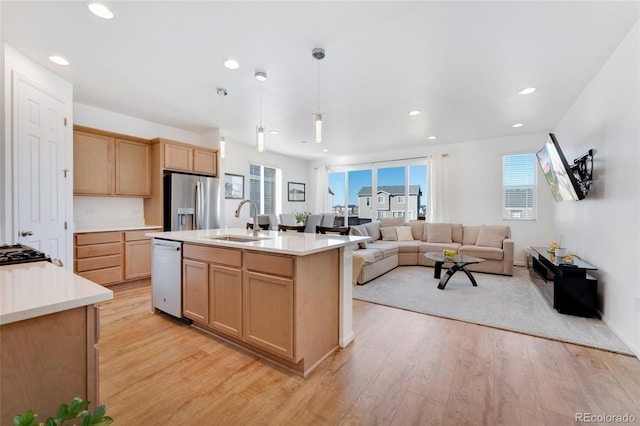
left=1, top=306, right=100, bottom=424
left=75, top=228, right=161, bottom=286
left=116, top=139, right=151, bottom=197
left=180, top=243, right=340, bottom=376
left=194, top=149, right=217, bottom=176
left=73, top=126, right=151, bottom=198
left=243, top=271, right=294, bottom=359
left=209, top=265, right=243, bottom=338
left=75, top=231, right=122, bottom=286
left=74, top=130, right=115, bottom=196
left=182, top=259, right=209, bottom=323
left=163, top=143, right=193, bottom=172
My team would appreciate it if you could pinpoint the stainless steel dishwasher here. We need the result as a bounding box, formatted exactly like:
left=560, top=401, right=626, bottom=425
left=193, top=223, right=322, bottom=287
left=151, top=238, right=183, bottom=318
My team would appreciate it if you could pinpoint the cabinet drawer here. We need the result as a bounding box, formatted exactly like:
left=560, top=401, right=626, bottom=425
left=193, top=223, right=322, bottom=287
left=183, top=244, right=242, bottom=268
left=76, top=232, right=121, bottom=245
left=125, top=229, right=160, bottom=241
left=76, top=255, right=121, bottom=272
left=76, top=243, right=121, bottom=259
left=78, top=267, right=122, bottom=285
left=245, top=252, right=294, bottom=278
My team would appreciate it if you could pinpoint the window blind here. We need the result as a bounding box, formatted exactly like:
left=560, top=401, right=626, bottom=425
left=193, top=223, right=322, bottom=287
left=502, top=153, right=537, bottom=220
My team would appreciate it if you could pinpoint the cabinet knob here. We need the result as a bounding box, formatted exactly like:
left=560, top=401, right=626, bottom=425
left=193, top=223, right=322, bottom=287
left=20, top=230, right=34, bottom=237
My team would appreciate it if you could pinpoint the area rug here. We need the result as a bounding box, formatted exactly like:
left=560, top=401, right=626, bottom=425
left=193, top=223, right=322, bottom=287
left=353, top=266, right=632, bottom=355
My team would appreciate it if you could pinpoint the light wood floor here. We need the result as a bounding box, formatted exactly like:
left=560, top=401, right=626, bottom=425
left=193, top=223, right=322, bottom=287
left=98, top=282, right=640, bottom=425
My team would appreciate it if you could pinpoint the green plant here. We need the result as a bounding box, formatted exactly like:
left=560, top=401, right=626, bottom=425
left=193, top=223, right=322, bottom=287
left=293, top=211, right=307, bottom=223
left=14, top=397, right=112, bottom=426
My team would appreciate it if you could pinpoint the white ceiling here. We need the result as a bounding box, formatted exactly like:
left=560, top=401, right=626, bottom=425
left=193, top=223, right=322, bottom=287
left=2, top=1, right=638, bottom=160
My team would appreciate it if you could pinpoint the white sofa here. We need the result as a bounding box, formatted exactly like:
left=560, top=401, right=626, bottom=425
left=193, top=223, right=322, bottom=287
left=350, top=218, right=514, bottom=284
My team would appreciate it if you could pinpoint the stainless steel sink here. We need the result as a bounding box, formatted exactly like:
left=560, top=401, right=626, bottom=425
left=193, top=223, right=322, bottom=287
left=207, top=235, right=270, bottom=243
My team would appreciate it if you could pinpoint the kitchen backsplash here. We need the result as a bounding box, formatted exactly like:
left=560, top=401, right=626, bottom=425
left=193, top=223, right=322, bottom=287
left=74, top=197, right=146, bottom=230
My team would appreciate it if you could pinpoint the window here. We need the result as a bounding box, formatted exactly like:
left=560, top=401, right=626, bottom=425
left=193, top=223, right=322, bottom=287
left=377, top=195, right=385, bottom=203
left=397, top=196, right=406, bottom=204
left=503, top=153, right=536, bottom=220
left=249, top=163, right=280, bottom=215
left=392, top=211, right=405, bottom=218
left=366, top=197, right=370, bottom=206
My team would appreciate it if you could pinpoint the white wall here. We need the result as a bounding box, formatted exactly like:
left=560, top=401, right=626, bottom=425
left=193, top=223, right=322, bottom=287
left=220, top=141, right=310, bottom=228
left=74, top=103, right=217, bottom=147
left=309, top=132, right=556, bottom=265
left=552, top=21, right=640, bottom=356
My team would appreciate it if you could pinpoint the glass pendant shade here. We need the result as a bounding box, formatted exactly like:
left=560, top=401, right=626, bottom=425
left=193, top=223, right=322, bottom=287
left=219, top=136, right=226, bottom=159
left=256, top=126, right=265, bottom=152
left=315, top=113, right=323, bottom=143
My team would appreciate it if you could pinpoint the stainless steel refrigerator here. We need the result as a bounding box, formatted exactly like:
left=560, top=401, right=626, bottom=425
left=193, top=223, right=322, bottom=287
left=163, top=171, right=220, bottom=231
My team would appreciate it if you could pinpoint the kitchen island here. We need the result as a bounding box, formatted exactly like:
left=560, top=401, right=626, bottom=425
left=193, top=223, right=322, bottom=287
left=0, top=262, right=113, bottom=424
left=147, top=228, right=368, bottom=377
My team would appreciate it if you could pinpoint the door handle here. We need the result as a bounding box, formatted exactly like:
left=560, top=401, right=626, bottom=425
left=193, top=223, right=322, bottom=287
left=20, top=230, right=33, bottom=237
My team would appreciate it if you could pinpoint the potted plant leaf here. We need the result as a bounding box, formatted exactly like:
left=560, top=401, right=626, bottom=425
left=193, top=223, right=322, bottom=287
left=14, top=397, right=112, bottom=426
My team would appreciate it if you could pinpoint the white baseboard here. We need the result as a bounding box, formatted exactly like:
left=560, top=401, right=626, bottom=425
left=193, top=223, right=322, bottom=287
left=600, top=314, right=640, bottom=360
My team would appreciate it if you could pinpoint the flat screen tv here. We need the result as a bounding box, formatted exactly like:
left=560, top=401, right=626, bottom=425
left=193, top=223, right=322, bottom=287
left=536, top=133, right=586, bottom=201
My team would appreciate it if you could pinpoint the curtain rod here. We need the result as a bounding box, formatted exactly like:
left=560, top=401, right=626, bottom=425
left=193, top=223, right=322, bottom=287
left=321, top=153, right=448, bottom=169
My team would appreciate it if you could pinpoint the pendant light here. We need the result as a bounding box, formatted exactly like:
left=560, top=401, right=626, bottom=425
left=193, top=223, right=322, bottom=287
left=217, top=88, right=227, bottom=159
left=312, top=48, right=325, bottom=143
left=255, top=71, right=267, bottom=152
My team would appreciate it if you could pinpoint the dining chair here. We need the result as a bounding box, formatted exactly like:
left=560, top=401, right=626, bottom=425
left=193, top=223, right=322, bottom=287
left=278, top=224, right=305, bottom=232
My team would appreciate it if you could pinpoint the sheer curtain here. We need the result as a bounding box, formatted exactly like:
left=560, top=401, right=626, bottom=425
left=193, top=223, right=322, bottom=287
left=427, top=154, right=447, bottom=222
left=314, top=166, right=329, bottom=214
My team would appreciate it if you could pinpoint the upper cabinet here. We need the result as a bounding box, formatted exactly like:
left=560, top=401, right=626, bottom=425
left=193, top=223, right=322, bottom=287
left=158, top=138, right=218, bottom=177
left=73, top=126, right=151, bottom=198
left=73, top=130, right=115, bottom=196
left=116, top=139, right=151, bottom=197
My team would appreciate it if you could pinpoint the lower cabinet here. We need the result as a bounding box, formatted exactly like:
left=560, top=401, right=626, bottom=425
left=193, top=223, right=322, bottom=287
left=182, top=259, right=209, bottom=323
left=243, top=271, right=294, bottom=359
left=209, top=265, right=243, bottom=338
left=181, top=243, right=339, bottom=376
left=75, top=228, right=161, bottom=286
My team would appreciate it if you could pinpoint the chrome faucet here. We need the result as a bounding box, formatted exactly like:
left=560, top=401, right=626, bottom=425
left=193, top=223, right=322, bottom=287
left=235, top=199, right=259, bottom=234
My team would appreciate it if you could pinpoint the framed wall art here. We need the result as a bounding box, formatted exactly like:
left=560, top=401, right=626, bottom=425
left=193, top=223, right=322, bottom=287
left=288, top=182, right=305, bottom=202
left=225, top=173, right=244, bottom=199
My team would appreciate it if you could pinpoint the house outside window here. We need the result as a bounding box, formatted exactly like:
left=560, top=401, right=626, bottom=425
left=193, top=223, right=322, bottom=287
left=249, top=163, right=280, bottom=215
left=502, top=153, right=537, bottom=220
left=392, top=211, right=405, bottom=218
left=377, top=195, right=385, bottom=204
left=397, top=196, right=405, bottom=204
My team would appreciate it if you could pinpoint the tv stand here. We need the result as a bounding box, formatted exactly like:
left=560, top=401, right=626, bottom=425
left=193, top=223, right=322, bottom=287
left=531, top=247, right=598, bottom=318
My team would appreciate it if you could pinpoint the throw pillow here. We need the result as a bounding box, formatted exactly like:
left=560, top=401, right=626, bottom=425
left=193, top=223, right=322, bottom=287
left=476, top=225, right=509, bottom=248
left=350, top=225, right=369, bottom=249
left=363, top=222, right=381, bottom=242
left=462, top=226, right=480, bottom=245
left=380, top=227, right=398, bottom=241
left=427, top=223, right=452, bottom=243
left=396, top=226, right=414, bottom=241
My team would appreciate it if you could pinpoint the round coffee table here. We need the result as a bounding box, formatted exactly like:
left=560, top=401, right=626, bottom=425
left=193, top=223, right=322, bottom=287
left=424, top=252, right=485, bottom=290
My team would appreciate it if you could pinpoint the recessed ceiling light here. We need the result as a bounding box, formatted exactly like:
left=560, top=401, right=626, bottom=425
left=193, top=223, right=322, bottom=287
left=428, top=136, right=437, bottom=140
left=512, top=123, right=524, bottom=128
left=322, top=149, right=329, bottom=152
left=408, top=110, right=421, bottom=116
left=518, top=87, right=537, bottom=95
left=255, top=71, right=267, bottom=82
left=48, top=55, right=69, bottom=66
left=224, top=59, right=240, bottom=70
left=269, top=130, right=279, bottom=135
left=88, top=3, right=114, bottom=19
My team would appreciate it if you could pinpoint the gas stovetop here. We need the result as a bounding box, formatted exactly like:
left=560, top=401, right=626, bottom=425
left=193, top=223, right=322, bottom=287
left=0, top=244, right=52, bottom=266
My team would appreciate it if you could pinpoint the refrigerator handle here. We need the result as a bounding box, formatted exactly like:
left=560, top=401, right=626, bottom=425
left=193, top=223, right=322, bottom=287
left=195, top=181, right=203, bottom=229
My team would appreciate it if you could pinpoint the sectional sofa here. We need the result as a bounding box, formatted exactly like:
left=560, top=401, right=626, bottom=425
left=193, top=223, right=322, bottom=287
left=350, top=218, right=514, bottom=284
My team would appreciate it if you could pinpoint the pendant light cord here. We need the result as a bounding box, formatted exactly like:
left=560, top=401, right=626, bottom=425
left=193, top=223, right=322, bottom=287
left=317, top=59, right=321, bottom=114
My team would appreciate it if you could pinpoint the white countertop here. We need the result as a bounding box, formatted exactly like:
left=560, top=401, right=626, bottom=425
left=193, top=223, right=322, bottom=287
left=0, top=262, right=114, bottom=325
left=74, top=224, right=162, bottom=233
left=147, top=228, right=369, bottom=256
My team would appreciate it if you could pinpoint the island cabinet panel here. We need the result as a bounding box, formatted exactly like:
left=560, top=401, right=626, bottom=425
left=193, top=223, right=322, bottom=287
left=73, top=130, right=115, bottom=196
left=209, top=264, right=243, bottom=338
left=183, top=259, right=209, bottom=323
left=243, top=271, right=294, bottom=360
left=115, top=138, right=151, bottom=197
left=0, top=306, right=99, bottom=425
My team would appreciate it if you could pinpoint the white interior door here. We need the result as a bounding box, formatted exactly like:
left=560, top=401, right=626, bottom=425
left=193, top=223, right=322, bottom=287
left=15, top=74, right=68, bottom=262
